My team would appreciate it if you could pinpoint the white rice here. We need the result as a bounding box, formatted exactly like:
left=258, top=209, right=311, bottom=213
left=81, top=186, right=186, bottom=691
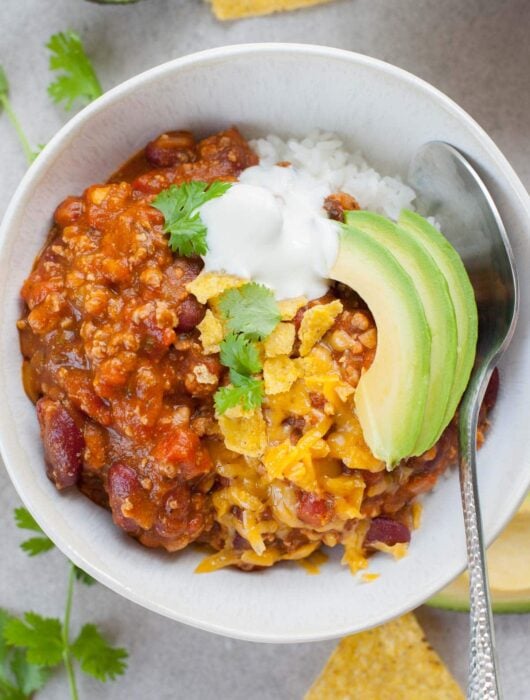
left=250, top=130, right=417, bottom=221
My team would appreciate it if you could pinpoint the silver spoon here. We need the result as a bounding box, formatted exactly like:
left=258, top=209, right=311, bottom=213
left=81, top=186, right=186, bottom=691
left=408, top=142, right=519, bottom=700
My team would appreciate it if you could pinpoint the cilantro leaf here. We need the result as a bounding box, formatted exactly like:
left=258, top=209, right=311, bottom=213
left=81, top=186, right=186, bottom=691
left=152, top=181, right=231, bottom=257
left=0, top=608, right=10, bottom=660
left=10, top=650, right=50, bottom=696
left=0, top=679, right=26, bottom=700
left=220, top=333, right=262, bottom=376
left=218, top=283, right=280, bottom=340
left=47, top=31, right=103, bottom=111
left=14, top=508, right=55, bottom=557
left=71, top=624, right=128, bottom=682
left=19, top=537, right=55, bottom=558
left=214, top=373, right=264, bottom=414
left=73, top=566, right=96, bottom=586
left=3, top=614, right=63, bottom=667
left=13, top=508, right=43, bottom=533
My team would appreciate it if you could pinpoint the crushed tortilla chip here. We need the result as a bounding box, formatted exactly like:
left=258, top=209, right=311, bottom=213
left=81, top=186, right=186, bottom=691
left=305, top=613, right=464, bottom=700
left=211, top=0, right=333, bottom=20
left=197, top=310, right=224, bottom=354
left=298, top=300, right=343, bottom=356
left=361, top=572, right=380, bottom=583
left=263, top=356, right=301, bottom=395
left=264, top=322, right=295, bottom=358
left=186, top=272, right=244, bottom=304
left=218, top=409, right=267, bottom=457
left=278, top=296, right=308, bottom=321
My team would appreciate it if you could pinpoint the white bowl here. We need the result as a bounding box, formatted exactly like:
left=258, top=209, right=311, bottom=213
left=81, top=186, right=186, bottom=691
left=1, top=44, right=529, bottom=643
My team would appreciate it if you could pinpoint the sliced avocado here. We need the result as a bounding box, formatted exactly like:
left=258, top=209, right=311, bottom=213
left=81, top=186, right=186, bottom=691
left=428, top=496, right=530, bottom=613
left=398, top=210, right=478, bottom=426
left=330, top=224, right=431, bottom=468
left=345, top=211, right=458, bottom=456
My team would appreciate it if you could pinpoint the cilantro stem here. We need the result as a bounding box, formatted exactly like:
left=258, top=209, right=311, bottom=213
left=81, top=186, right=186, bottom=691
left=0, top=94, right=36, bottom=164
left=62, top=564, right=79, bottom=700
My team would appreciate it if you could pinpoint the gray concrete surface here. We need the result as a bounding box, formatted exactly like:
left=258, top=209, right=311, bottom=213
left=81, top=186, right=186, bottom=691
left=1, top=0, right=529, bottom=697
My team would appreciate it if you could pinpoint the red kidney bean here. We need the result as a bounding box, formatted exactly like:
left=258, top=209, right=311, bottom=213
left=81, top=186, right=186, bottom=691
left=53, top=196, right=84, bottom=228
left=145, top=131, right=196, bottom=168
left=365, top=517, right=411, bottom=546
left=154, top=484, right=192, bottom=539
left=176, top=296, right=205, bottom=332
left=107, top=462, right=143, bottom=534
left=36, top=399, right=84, bottom=490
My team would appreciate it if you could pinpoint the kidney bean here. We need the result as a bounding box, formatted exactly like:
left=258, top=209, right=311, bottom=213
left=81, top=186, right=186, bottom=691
left=145, top=131, right=196, bottom=168
left=296, top=491, right=335, bottom=527
left=54, top=196, right=84, bottom=227
left=154, top=484, right=192, bottom=538
left=176, top=296, right=205, bottom=332
left=365, top=517, right=411, bottom=546
left=36, top=399, right=84, bottom=490
left=107, top=462, right=144, bottom=534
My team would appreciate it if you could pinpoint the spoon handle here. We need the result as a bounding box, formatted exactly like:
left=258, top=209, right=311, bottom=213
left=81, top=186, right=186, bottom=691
left=459, top=368, right=502, bottom=700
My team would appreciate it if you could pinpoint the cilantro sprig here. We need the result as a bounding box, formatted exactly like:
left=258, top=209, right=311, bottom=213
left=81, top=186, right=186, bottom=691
left=2, top=31, right=103, bottom=166
left=0, top=66, right=40, bottom=164
left=220, top=333, right=262, bottom=376
left=47, top=31, right=103, bottom=111
left=218, top=283, right=280, bottom=340
left=0, top=609, right=50, bottom=700
left=152, top=181, right=231, bottom=257
left=3, top=509, right=127, bottom=699
left=215, top=372, right=264, bottom=414
left=214, top=283, right=280, bottom=414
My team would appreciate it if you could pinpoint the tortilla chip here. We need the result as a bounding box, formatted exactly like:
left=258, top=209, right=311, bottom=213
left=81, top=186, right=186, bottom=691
left=211, top=0, right=332, bottom=20
left=305, top=613, right=464, bottom=700
left=263, top=356, right=301, bottom=395
left=264, top=322, right=295, bottom=358
left=186, top=272, right=244, bottom=304
left=197, top=310, right=224, bottom=354
left=278, top=296, right=308, bottom=321
left=218, top=409, right=267, bottom=457
left=298, top=300, right=343, bottom=356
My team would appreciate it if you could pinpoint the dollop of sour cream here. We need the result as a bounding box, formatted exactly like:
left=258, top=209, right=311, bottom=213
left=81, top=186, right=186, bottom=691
left=199, top=165, right=339, bottom=300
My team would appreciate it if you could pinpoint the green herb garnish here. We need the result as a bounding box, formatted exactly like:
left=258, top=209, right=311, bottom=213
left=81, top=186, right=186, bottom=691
left=14, top=507, right=55, bottom=557
left=152, top=181, right=231, bottom=257
left=219, top=333, right=262, bottom=377
left=214, top=283, right=280, bottom=413
left=218, top=283, right=280, bottom=340
left=214, top=372, right=264, bottom=414
left=47, top=31, right=103, bottom=111
left=3, top=508, right=128, bottom=699
left=0, top=608, right=50, bottom=700
left=0, top=66, right=40, bottom=164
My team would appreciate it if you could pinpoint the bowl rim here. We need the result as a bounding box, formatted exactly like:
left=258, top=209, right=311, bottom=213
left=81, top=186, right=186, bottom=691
left=1, top=43, right=529, bottom=643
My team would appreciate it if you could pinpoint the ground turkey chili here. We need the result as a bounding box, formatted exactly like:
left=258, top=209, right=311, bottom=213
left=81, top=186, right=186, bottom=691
left=17, top=127, right=496, bottom=572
